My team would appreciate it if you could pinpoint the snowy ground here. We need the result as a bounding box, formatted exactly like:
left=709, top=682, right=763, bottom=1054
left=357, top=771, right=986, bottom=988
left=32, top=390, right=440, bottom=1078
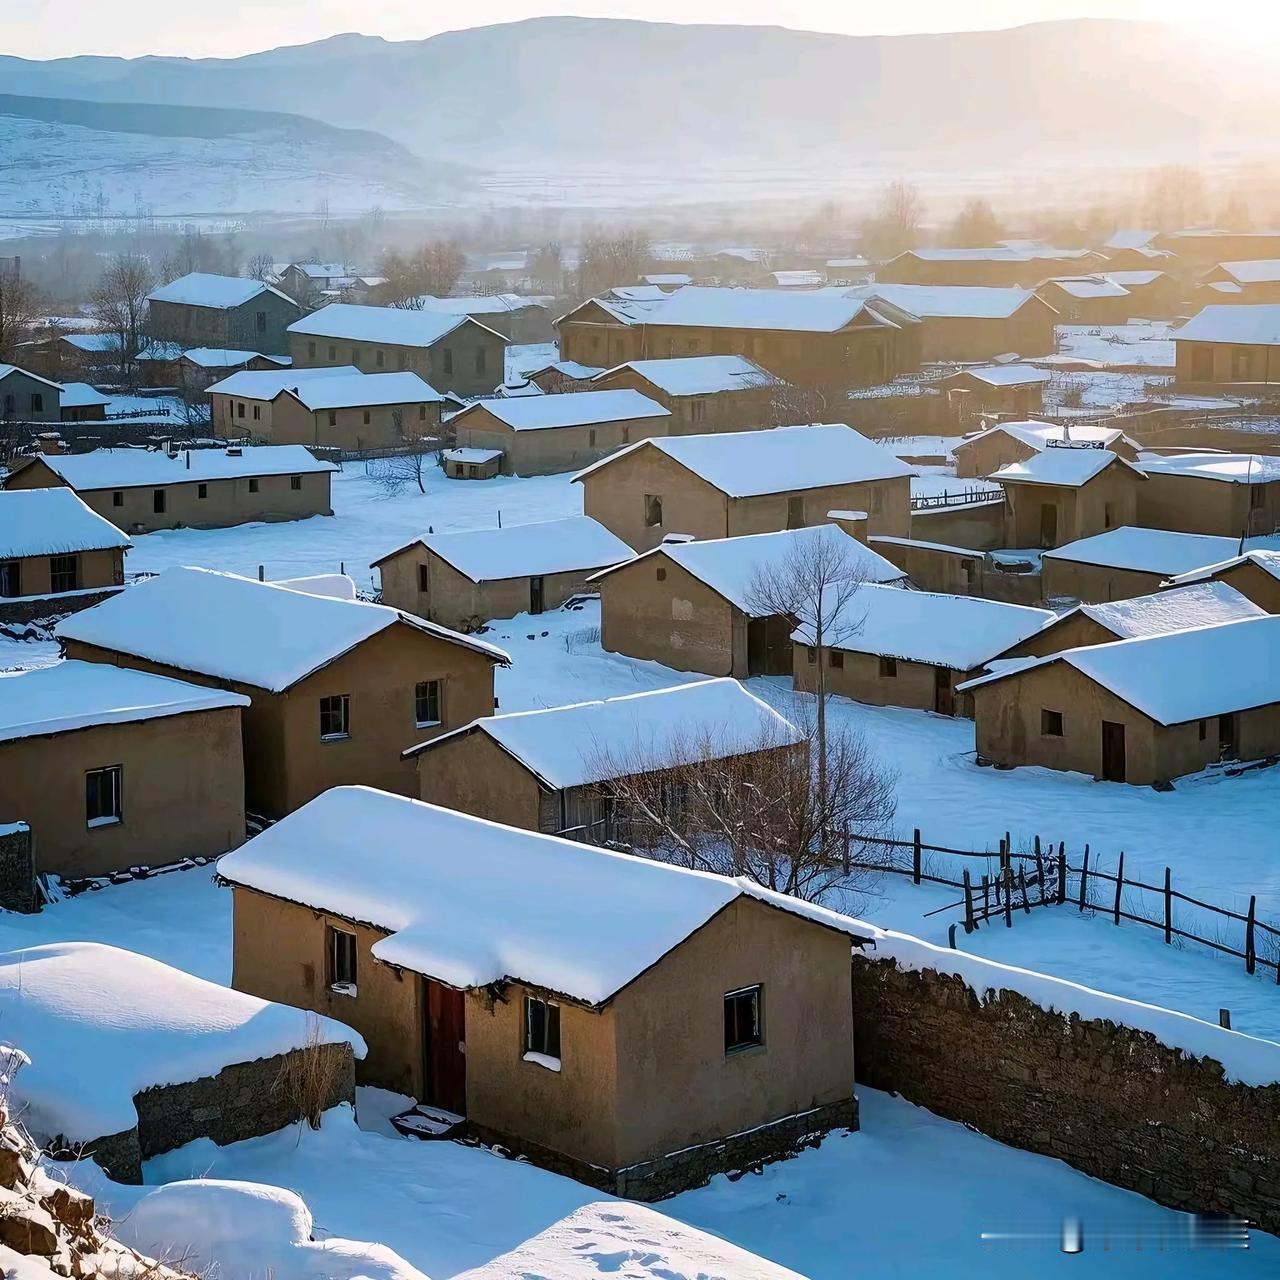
left=1055, top=321, right=1175, bottom=369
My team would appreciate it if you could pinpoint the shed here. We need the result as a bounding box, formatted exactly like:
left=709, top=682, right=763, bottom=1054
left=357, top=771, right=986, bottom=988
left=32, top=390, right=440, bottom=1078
left=1166, top=548, right=1280, bottom=613
left=1136, top=451, right=1280, bottom=538
left=442, top=447, right=503, bottom=480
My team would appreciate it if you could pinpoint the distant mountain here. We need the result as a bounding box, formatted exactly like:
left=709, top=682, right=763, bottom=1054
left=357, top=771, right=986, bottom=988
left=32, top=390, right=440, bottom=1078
left=2, top=18, right=1276, bottom=206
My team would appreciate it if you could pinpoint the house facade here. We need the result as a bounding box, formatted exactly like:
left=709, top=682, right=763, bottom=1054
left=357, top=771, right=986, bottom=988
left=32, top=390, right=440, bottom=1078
left=0, top=365, right=62, bottom=423
left=1173, top=304, right=1280, bottom=384
left=1136, top=453, right=1280, bottom=539
left=146, top=273, right=301, bottom=356
left=1167, top=551, right=1280, bottom=613
left=994, top=450, right=1144, bottom=549
left=589, top=356, right=782, bottom=434
left=953, top=422, right=1140, bottom=480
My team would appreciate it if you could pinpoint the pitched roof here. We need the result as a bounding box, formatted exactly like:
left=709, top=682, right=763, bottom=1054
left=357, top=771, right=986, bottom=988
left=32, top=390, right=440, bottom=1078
left=893, top=247, right=1090, bottom=264
left=1136, top=452, right=1280, bottom=485
left=1175, top=304, right=1280, bottom=347
left=457, top=388, right=669, bottom=431
left=1103, top=230, right=1158, bottom=250
left=216, top=786, right=865, bottom=1007
left=950, top=364, right=1052, bottom=387
left=0, top=488, right=130, bottom=558
left=1168, top=548, right=1280, bottom=586
left=57, top=567, right=507, bottom=692
left=179, top=348, right=289, bottom=369
left=1215, top=259, right=1280, bottom=284
left=54, top=381, right=111, bottom=408
left=23, top=445, right=336, bottom=491
left=205, top=364, right=360, bottom=399
left=1043, top=527, right=1243, bottom=575
left=1043, top=276, right=1131, bottom=300
left=573, top=423, right=913, bottom=496
left=413, top=294, right=547, bottom=315
left=288, top=303, right=495, bottom=346
left=960, top=420, right=1138, bottom=454
left=148, top=272, right=297, bottom=311
left=374, top=515, right=632, bottom=581
left=958, top=616, right=1280, bottom=726
left=596, top=355, right=781, bottom=396
left=283, top=371, right=443, bottom=410
left=0, top=661, right=248, bottom=744
left=1071, top=582, right=1266, bottom=640
left=993, top=447, right=1141, bottom=488
left=638, top=286, right=905, bottom=334
left=861, top=283, right=1042, bottom=320
left=0, top=363, right=61, bottom=390
left=591, top=525, right=906, bottom=614
left=409, top=678, right=803, bottom=786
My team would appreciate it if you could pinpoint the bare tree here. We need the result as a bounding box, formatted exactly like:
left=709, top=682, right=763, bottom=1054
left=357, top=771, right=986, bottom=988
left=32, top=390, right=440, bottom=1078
left=529, top=241, right=565, bottom=294
left=367, top=408, right=441, bottom=495
left=946, top=198, right=1002, bottom=248
left=861, top=180, right=923, bottom=262
left=1143, top=165, right=1208, bottom=231
left=0, top=271, right=41, bottom=365
left=759, top=377, right=835, bottom=428
left=245, top=252, right=276, bottom=282
left=89, top=254, right=154, bottom=386
left=574, top=229, right=652, bottom=299
left=378, top=241, right=466, bottom=308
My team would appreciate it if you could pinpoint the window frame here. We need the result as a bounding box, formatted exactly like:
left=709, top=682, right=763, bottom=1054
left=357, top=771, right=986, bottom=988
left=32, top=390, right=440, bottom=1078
left=290, top=474, right=302, bottom=491
left=724, top=984, right=763, bottom=1055
left=415, top=679, right=442, bottom=729
left=644, top=493, right=664, bottom=528
left=327, top=924, right=358, bottom=993
left=523, top=994, right=561, bottom=1065
left=248, top=477, right=260, bottom=494
left=153, top=489, right=167, bottom=515
left=879, top=656, right=898, bottom=678
left=319, top=693, right=351, bottom=741
left=49, top=553, right=80, bottom=594
left=85, top=764, right=123, bottom=829
left=112, top=491, right=124, bottom=508
left=1041, top=708, right=1065, bottom=737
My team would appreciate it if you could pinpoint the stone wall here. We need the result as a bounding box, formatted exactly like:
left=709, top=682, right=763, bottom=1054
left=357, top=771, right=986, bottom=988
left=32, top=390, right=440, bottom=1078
left=850, top=956, right=1280, bottom=1232
left=0, top=588, right=123, bottom=628
left=0, top=823, right=37, bottom=913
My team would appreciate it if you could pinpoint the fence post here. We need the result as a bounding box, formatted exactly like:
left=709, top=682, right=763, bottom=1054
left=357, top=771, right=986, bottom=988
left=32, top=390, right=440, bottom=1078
left=963, top=869, right=974, bottom=934
left=982, top=874, right=990, bottom=920
left=1220, top=1009, right=1232, bottom=1030
left=1164, top=866, right=1172, bottom=945
left=1004, top=866, right=1013, bottom=929
left=1078, top=845, right=1090, bottom=911
left=948, top=923, right=957, bottom=950
left=912, top=828, right=921, bottom=886
left=1246, top=896, right=1257, bottom=976
left=257, top=564, right=265, bottom=581
left=1057, top=844, right=1066, bottom=906
left=1019, top=867, right=1031, bottom=915
left=1113, top=851, right=1124, bottom=926
left=1034, top=844, right=1046, bottom=904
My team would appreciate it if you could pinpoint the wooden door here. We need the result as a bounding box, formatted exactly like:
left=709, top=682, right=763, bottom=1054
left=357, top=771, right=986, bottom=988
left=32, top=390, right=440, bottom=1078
left=422, top=979, right=467, bottom=1115
left=1219, top=713, right=1239, bottom=762
left=1101, top=721, right=1126, bottom=783
left=933, top=666, right=955, bottom=716
left=1038, top=502, right=1058, bottom=549
left=529, top=575, right=545, bottom=614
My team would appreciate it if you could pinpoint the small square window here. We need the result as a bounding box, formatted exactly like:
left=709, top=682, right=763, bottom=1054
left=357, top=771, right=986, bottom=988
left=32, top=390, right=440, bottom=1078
left=419, top=404, right=428, bottom=421
left=327, top=925, right=357, bottom=991
left=112, top=491, right=124, bottom=508
left=724, top=985, right=762, bottom=1054
left=290, top=474, right=302, bottom=491
left=248, top=477, right=260, bottom=493
left=197, top=483, right=208, bottom=499
left=415, top=679, right=441, bottom=727
left=86, top=764, right=122, bottom=828
left=49, top=554, right=79, bottom=593
left=1041, top=709, right=1064, bottom=737
left=524, top=995, right=561, bottom=1062
left=418, top=564, right=430, bottom=593
left=31, top=393, right=43, bottom=414
left=829, top=649, right=844, bottom=669
left=320, top=694, right=350, bottom=739
left=879, top=656, right=897, bottom=678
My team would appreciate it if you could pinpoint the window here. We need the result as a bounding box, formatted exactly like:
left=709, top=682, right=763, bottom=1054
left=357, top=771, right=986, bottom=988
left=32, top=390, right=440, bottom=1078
left=655, top=566, right=667, bottom=582
left=248, top=477, right=260, bottom=494
left=644, top=493, right=664, bottom=528
left=418, top=564, right=430, bottom=593
left=85, top=765, right=122, bottom=828
left=49, top=554, right=79, bottom=593
left=112, top=491, right=124, bottom=508
left=415, top=679, right=441, bottom=727
left=786, top=495, right=805, bottom=529
left=197, top=483, right=208, bottom=499
left=252, top=404, right=261, bottom=421
left=374, top=349, right=385, bottom=369
left=30, top=393, right=43, bottom=415
left=328, top=345, right=337, bottom=361
left=1251, top=484, right=1266, bottom=510
left=1041, top=709, right=1064, bottom=737
left=1232, top=349, right=1249, bottom=380
left=879, top=656, right=897, bottom=678
left=237, top=401, right=246, bottom=418
left=327, top=925, right=357, bottom=992
left=361, top=410, right=371, bottom=426
left=441, top=348, right=454, bottom=376
left=475, top=347, right=486, bottom=377
left=0, top=561, right=20, bottom=598
left=806, top=646, right=817, bottom=665
left=290, top=474, right=302, bottom=491
left=829, top=649, right=844, bottom=669
left=328, top=411, right=337, bottom=427
left=419, top=404, right=428, bottom=421
left=1198, top=719, right=1208, bottom=741
left=255, top=310, right=267, bottom=334
left=308, top=342, right=316, bottom=360
left=1103, top=502, right=1115, bottom=529
left=320, top=694, right=350, bottom=740
left=724, top=985, right=762, bottom=1054
left=689, top=398, right=706, bottom=424
left=524, top=995, right=561, bottom=1064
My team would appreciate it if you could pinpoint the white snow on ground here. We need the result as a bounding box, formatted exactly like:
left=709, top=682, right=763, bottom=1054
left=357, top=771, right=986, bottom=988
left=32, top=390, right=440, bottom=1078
left=1055, top=321, right=1175, bottom=368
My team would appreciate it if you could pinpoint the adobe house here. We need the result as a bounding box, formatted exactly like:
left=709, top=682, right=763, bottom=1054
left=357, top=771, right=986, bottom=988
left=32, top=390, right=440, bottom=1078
left=165, top=347, right=290, bottom=392
left=0, top=661, right=246, bottom=879
left=414, top=294, right=553, bottom=344
left=992, top=448, right=1146, bottom=549
left=146, top=273, right=301, bottom=356
left=1157, top=230, right=1280, bottom=270
left=0, top=364, right=63, bottom=423
left=277, top=261, right=357, bottom=304
left=1035, top=276, right=1135, bottom=325
left=1042, top=528, right=1245, bottom=604
left=552, top=296, right=654, bottom=369
left=4, top=445, right=338, bottom=535
left=1103, top=270, right=1183, bottom=316
left=219, top=786, right=863, bottom=1200
left=877, top=247, right=1100, bottom=289
left=288, top=303, right=507, bottom=399
left=589, top=355, right=782, bottom=434
left=374, top=515, right=632, bottom=631
left=953, top=421, right=1141, bottom=480
left=1173, top=304, right=1280, bottom=384
left=996, top=581, right=1265, bottom=661
left=959, top=616, right=1280, bottom=786
left=213, top=370, right=444, bottom=451
left=591, top=524, right=906, bottom=678
left=56, top=382, right=111, bottom=422
left=792, top=583, right=1053, bottom=717
left=574, top=423, right=914, bottom=553
left=0, top=942, right=360, bottom=1183
left=1136, top=452, right=1280, bottom=539
left=1167, top=549, right=1280, bottom=613
left=526, top=360, right=605, bottom=394
left=441, top=447, right=502, bottom=480
left=0, top=488, right=129, bottom=614
left=205, top=363, right=358, bottom=434
left=940, top=365, right=1050, bottom=419
left=1197, top=260, right=1280, bottom=305
left=57, top=567, right=509, bottom=817
left=450, top=389, right=671, bottom=476
left=408, top=678, right=804, bottom=835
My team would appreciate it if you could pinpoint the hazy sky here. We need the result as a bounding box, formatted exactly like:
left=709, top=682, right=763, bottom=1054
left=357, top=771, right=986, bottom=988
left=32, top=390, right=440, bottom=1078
left=0, top=0, right=1252, bottom=60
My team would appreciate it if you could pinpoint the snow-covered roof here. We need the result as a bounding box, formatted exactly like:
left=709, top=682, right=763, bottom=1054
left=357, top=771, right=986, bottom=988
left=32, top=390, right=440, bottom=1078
left=530, top=359, right=604, bottom=381
left=148, top=272, right=297, bottom=311
left=0, top=942, right=363, bottom=1145
left=1168, top=548, right=1280, bottom=587
left=592, top=525, right=906, bottom=613
left=288, top=303, right=487, bottom=347
left=58, top=567, right=507, bottom=692
left=59, top=334, right=122, bottom=353
left=1103, top=230, right=1158, bottom=251
left=289, top=261, right=351, bottom=280
left=0, top=363, right=60, bottom=389
left=25, top=445, right=336, bottom=491
left=1105, top=270, right=1167, bottom=286
left=216, top=786, right=867, bottom=1006
left=269, top=573, right=357, bottom=601
left=1071, top=582, right=1266, bottom=640
left=826, top=257, right=870, bottom=269
left=442, top=447, right=502, bottom=463
left=376, top=515, right=632, bottom=583
left=284, top=371, right=444, bottom=410
left=0, top=660, right=247, bottom=743
left=642, top=273, right=693, bottom=285
left=1216, top=259, right=1280, bottom=284
left=792, top=582, right=1054, bottom=670
left=410, top=678, right=802, bottom=787
left=1044, top=276, right=1131, bottom=300
left=1137, top=451, right=1280, bottom=485
left=770, top=269, right=824, bottom=287
left=639, top=286, right=901, bottom=334
left=596, top=355, right=780, bottom=396
left=205, top=364, right=360, bottom=400
left=1043, top=527, right=1243, bottom=575
left=1175, top=304, right=1280, bottom=347
left=894, top=247, right=1089, bottom=264
left=457, top=388, right=669, bottom=431
left=180, top=348, right=289, bottom=370
left=54, top=381, right=111, bottom=408
left=960, top=420, right=1138, bottom=454
left=862, top=283, right=1041, bottom=320
left=993, top=447, right=1140, bottom=488
left=0, top=488, right=130, bottom=558
left=959, top=615, right=1280, bottom=725
left=413, top=294, right=546, bottom=315
left=574, top=423, right=913, bottom=495
left=951, top=364, right=1052, bottom=387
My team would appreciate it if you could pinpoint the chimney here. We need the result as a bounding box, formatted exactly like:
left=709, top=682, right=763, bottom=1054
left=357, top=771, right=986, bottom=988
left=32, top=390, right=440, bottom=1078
left=827, top=509, right=869, bottom=544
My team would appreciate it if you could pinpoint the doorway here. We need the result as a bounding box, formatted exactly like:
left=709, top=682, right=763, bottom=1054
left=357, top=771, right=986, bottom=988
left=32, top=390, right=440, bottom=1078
left=1038, top=502, right=1058, bottom=549
left=746, top=615, right=791, bottom=676
left=933, top=666, right=955, bottom=716
left=529, top=575, right=545, bottom=615
left=1219, top=713, right=1239, bottom=762
left=1101, top=720, right=1126, bottom=783
left=422, top=978, right=467, bottom=1115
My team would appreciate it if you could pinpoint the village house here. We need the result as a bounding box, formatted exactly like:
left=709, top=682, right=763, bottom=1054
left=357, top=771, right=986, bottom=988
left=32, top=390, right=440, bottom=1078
left=792, top=583, right=1053, bottom=717
left=959, top=615, right=1280, bottom=785
left=205, top=363, right=358, bottom=434
left=4, top=445, right=338, bottom=534
left=213, top=369, right=443, bottom=451
left=144, top=346, right=291, bottom=393
left=0, top=661, right=247, bottom=880
left=56, top=383, right=112, bottom=422
left=526, top=360, right=605, bottom=394
left=408, top=678, right=804, bottom=837
left=876, top=247, right=1100, bottom=289
left=0, top=488, right=129, bottom=614
left=0, top=364, right=63, bottom=423
left=1136, top=452, right=1280, bottom=539
left=993, top=448, right=1146, bottom=549
left=1103, top=270, right=1184, bottom=315
left=441, top=447, right=503, bottom=480
left=1156, top=230, right=1280, bottom=270
left=1173, top=304, right=1280, bottom=384
left=56, top=567, right=509, bottom=817
left=218, top=785, right=862, bottom=1199
left=277, top=262, right=359, bottom=305
left=940, top=365, right=1051, bottom=420
left=592, top=524, right=905, bottom=678
left=412, top=294, right=553, bottom=344
left=1041, top=527, right=1245, bottom=603
left=373, top=515, right=632, bottom=631
left=288, top=304, right=507, bottom=399
left=574, top=423, right=914, bottom=552
left=1196, top=260, right=1280, bottom=305
left=450, top=389, right=671, bottom=476
left=1035, top=276, right=1137, bottom=325
left=953, top=421, right=1141, bottom=480
left=556, top=287, right=919, bottom=388
left=1166, top=549, right=1280, bottom=613
left=146, top=273, right=301, bottom=356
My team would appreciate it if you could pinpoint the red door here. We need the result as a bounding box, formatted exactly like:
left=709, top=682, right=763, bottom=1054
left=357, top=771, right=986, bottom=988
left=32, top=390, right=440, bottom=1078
left=423, top=979, right=467, bottom=1115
